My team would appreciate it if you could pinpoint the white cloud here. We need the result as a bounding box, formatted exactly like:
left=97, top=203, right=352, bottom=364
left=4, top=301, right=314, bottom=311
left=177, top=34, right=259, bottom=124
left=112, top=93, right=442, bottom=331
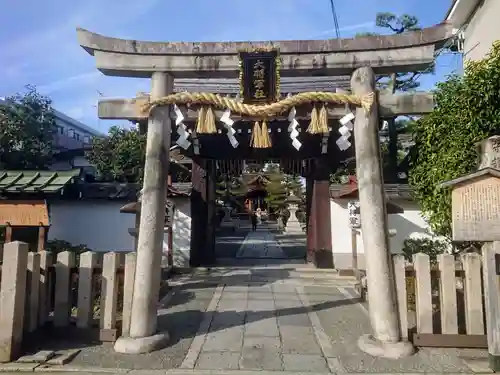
left=37, top=72, right=101, bottom=95
left=309, top=21, right=376, bottom=38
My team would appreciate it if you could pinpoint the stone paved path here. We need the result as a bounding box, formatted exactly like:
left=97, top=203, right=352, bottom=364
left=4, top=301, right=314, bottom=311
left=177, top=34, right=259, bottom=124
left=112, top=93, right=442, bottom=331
left=179, top=282, right=353, bottom=372
left=236, top=230, right=287, bottom=259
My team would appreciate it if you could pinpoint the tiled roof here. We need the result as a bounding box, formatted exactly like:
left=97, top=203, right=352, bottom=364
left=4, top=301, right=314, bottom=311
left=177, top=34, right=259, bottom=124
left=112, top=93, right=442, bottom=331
left=0, top=170, right=80, bottom=194
left=330, top=180, right=413, bottom=200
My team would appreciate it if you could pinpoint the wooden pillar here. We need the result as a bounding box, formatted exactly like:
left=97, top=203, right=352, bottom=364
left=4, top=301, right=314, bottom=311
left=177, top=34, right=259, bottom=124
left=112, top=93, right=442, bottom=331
left=312, top=158, right=334, bottom=268
left=205, top=161, right=217, bottom=265
left=387, top=118, right=398, bottom=183
left=5, top=225, right=12, bottom=243
left=482, top=241, right=500, bottom=371
left=37, top=226, right=46, bottom=252
left=114, top=72, right=172, bottom=354
left=190, top=159, right=208, bottom=267
left=305, top=177, right=315, bottom=263
left=351, top=66, right=413, bottom=358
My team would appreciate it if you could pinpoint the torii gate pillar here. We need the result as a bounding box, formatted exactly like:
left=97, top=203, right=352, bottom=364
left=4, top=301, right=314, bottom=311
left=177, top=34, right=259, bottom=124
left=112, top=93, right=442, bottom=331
left=114, top=72, right=172, bottom=354
left=351, top=67, right=414, bottom=359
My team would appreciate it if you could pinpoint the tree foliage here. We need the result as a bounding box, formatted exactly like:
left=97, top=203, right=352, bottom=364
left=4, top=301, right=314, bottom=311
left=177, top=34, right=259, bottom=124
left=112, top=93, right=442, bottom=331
left=264, top=164, right=303, bottom=214
left=86, top=125, right=146, bottom=183
left=357, top=12, right=428, bottom=92
left=0, top=86, right=56, bottom=170
left=409, top=42, right=500, bottom=238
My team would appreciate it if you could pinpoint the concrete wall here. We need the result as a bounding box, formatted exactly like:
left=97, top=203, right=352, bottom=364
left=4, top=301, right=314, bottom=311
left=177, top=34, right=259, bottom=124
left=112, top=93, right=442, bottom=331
left=330, top=198, right=431, bottom=270
left=48, top=201, right=135, bottom=251
left=464, top=0, right=500, bottom=61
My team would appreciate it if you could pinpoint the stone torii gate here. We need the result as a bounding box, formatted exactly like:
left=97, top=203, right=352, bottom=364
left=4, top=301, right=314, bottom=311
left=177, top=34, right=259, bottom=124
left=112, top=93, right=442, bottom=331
left=76, top=23, right=454, bottom=358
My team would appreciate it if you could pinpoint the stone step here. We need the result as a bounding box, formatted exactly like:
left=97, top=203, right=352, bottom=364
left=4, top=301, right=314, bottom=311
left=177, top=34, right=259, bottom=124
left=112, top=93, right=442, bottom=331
left=169, top=275, right=360, bottom=289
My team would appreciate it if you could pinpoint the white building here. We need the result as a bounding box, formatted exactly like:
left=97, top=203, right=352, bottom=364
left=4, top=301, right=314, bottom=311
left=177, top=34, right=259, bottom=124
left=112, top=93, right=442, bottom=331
left=446, top=0, right=500, bottom=62
left=0, top=98, right=104, bottom=151
left=51, top=107, right=104, bottom=151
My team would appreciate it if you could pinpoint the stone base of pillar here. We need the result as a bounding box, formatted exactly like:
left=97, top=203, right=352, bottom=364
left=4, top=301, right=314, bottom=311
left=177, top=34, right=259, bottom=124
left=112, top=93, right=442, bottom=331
left=114, top=332, right=170, bottom=354
left=314, top=249, right=334, bottom=269
left=357, top=334, right=414, bottom=359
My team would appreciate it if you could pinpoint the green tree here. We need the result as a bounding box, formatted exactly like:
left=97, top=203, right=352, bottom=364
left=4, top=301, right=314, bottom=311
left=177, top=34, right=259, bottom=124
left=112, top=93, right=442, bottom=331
left=409, top=42, right=500, bottom=238
left=357, top=12, right=426, bottom=92
left=86, top=125, right=146, bottom=183
left=338, top=12, right=424, bottom=183
left=0, top=86, right=56, bottom=170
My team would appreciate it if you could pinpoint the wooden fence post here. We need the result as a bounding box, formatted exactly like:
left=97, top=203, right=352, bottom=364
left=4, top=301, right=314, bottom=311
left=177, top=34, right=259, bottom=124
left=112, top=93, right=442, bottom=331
left=100, top=252, right=121, bottom=340
left=482, top=241, right=500, bottom=371
left=438, top=254, right=458, bottom=334
left=0, top=241, right=29, bottom=362
left=462, top=253, right=485, bottom=335
left=26, top=252, right=41, bottom=333
left=38, top=251, right=53, bottom=326
left=54, top=251, right=76, bottom=327
left=392, top=254, right=408, bottom=341
left=413, top=253, right=433, bottom=334
left=121, top=252, right=137, bottom=337
left=77, top=251, right=99, bottom=328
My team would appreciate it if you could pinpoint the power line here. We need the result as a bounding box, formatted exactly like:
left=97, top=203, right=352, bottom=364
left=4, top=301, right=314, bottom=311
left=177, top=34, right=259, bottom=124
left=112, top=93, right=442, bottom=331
left=328, top=0, right=340, bottom=38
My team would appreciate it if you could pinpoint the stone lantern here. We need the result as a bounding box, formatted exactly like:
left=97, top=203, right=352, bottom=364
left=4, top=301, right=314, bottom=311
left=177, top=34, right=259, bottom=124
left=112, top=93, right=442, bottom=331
left=285, top=192, right=303, bottom=233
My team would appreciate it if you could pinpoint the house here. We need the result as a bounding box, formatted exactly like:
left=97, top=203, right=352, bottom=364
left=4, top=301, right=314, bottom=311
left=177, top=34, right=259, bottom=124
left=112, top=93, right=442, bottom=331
left=446, top=0, right=500, bottom=61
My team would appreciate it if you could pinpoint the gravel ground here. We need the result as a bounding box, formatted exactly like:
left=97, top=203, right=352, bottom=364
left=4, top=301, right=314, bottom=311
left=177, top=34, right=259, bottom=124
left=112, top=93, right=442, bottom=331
left=308, top=285, right=474, bottom=373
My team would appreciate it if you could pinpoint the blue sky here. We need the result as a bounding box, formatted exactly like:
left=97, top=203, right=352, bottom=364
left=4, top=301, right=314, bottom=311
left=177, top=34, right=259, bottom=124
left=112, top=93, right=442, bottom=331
left=0, top=0, right=461, bottom=133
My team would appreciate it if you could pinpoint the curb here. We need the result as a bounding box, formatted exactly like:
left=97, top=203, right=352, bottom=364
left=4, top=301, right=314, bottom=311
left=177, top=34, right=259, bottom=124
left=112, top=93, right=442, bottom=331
left=0, top=364, right=492, bottom=374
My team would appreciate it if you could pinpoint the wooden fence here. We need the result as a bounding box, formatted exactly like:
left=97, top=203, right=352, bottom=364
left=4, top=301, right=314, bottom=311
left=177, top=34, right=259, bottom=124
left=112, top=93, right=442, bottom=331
left=0, top=241, right=137, bottom=363
left=0, top=243, right=491, bottom=362
left=394, top=252, right=487, bottom=348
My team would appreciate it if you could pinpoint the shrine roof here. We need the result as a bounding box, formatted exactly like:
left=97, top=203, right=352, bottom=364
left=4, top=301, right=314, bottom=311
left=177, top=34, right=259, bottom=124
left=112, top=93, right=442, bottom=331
left=241, top=173, right=271, bottom=186
left=120, top=184, right=189, bottom=214
left=80, top=181, right=191, bottom=201
left=330, top=177, right=412, bottom=200
left=440, top=168, right=500, bottom=188
left=168, top=76, right=351, bottom=94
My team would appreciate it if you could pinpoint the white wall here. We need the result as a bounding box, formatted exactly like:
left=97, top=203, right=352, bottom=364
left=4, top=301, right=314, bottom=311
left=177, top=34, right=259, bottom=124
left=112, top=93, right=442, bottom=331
left=330, top=198, right=430, bottom=270
left=48, top=201, right=136, bottom=251
left=172, top=198, right=191, bottom=268
left=463, top=0, right=500, bottom=62
left=49, top=199, right=192, bottom=266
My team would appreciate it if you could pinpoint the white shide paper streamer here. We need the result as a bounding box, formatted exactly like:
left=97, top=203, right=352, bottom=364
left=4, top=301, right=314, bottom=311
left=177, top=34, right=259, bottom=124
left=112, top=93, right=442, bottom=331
left=288, top=104, right=301, bottom=150
left=220, top=109, right=239, bottom=148
left=173, top=104, right=191, bottom=150
left=336, top=112, right=356, bottom=151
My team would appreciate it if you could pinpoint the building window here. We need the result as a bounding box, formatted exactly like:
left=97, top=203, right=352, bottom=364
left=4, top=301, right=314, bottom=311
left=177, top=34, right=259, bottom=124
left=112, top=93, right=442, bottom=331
left=59, top=126, right=64, bottom=135
left=67, top=129, right=74, bottom=138
left=83, top=135, right=90, bottom=144
left=75, top=133, right=80, bottom=141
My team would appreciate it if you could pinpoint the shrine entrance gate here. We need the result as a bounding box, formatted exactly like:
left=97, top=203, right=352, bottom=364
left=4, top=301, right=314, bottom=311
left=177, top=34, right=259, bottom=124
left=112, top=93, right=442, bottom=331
left=77, top=24, right=453, bottom=357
